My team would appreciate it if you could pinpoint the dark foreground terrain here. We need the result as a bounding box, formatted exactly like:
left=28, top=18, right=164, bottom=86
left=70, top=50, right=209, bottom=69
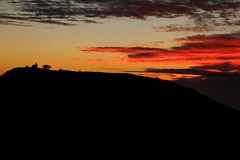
left=0, top=67, right=237, bottom=114
left=0, top=67, right=239, bottom=151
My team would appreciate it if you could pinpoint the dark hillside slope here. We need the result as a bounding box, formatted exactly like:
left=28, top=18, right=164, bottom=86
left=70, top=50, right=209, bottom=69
left=0, top=67, right=239, bottom=153
left=0, top=67, right=235, bottom=114
left=1, top=67, right=239, bottom=139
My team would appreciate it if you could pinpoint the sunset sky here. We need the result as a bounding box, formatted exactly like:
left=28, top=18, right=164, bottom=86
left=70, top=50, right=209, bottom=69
left=0, top=0, right=240, bottom=81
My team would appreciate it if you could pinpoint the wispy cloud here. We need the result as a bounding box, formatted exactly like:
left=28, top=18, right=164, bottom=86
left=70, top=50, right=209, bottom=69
left=145, top=62, right=240, bottom=75
left=0, top=0, right=239, bottom=29
left=191, top=62, right=240, bottom=72
left=81, top=32, right=240, bottom=66
left=153, top=25, right=218, bottom=33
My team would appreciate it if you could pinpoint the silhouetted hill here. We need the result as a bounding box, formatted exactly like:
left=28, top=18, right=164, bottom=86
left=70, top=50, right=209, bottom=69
left=0, top=67, right=237, bottom=114
left=1, top=66, right=239, bottom=147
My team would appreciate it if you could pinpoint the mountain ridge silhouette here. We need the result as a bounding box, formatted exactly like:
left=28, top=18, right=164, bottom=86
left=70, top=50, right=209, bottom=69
left=0, top=66, right=236, bottom=112
left=1, top=66, right=239, bottom=138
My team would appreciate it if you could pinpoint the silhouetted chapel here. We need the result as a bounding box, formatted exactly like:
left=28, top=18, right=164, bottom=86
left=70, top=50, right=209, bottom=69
left=32, top=62, right=38, bottom=69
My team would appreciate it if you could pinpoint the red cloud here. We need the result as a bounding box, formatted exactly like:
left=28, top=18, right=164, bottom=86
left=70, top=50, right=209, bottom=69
left=81, top=32, right=240, bottom=67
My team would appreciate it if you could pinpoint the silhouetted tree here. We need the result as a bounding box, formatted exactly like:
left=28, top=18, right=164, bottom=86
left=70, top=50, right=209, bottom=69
left=43, top=65, right=51, bottom=70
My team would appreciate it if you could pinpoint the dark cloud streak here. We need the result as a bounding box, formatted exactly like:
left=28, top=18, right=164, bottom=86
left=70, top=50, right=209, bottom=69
left=128, top=53, right=155, bottom=58
left=0, top=0, right=239, bottom=27
left=191, top=62, right=240, bottom=72
left=144, top=62, right=240, bottom=78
